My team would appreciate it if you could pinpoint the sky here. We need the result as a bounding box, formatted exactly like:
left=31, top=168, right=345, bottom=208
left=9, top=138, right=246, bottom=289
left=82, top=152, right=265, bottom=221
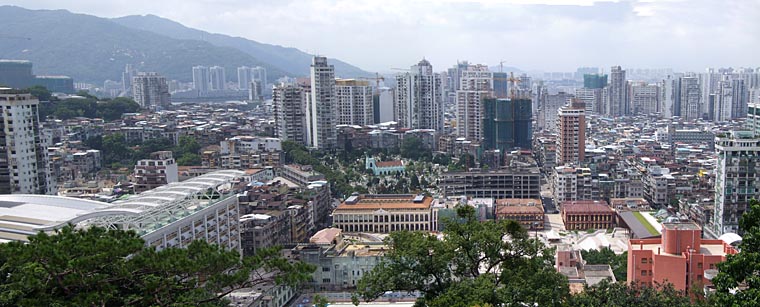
left=5, top=0, right=759, bottom=73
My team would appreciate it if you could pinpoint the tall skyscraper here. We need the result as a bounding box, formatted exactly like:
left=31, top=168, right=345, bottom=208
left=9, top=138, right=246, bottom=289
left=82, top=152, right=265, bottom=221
left=556, top=101, right=586, bottom=166
left=575, top=88, right=600, bottom=114
left=492, top=72, right=509, bottom=99
left=605, top=66, right=627, bottom=117
left=629, top=82, right=661, bottom=115
left=306, top=56, right=337, bottom=150
left=0, top=88, right=55, bottom=194
left=335, top=79, right=374, bottom=126
left=713, top=131, right=760, bottom=235
left=209, top=66, right=226, bottom=91
left=456, top=64, right=493, bottom=141
left=121, top=64, right=137, bottom=95
left=192, top=66, right=210, bottom=94
left=251, top=66, right=268, bottom=89
left=237, top=66, right=252, bottom=90
left=538, top=92, right=572, bottom=133
left=482, top=98, right=532, bottom=151
left=675, top=75, right=701, bottom=120
left=132, top=72, right=170, bottom=108
left=395, top=59, right=444, bottom=131
left=273, top=83, right=307, bottom=145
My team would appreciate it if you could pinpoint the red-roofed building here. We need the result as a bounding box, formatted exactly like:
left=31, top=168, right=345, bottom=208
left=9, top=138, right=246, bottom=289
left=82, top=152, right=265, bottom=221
left=561, top=200, right=615, bottom=230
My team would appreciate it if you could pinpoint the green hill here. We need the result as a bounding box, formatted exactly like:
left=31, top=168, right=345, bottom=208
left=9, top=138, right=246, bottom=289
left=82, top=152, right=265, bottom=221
left=113, top=14, right=372, bottom=78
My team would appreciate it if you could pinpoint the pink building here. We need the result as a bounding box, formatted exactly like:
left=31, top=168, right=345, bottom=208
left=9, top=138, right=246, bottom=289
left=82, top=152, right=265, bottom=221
left=627, top=222, right=737, bottom=292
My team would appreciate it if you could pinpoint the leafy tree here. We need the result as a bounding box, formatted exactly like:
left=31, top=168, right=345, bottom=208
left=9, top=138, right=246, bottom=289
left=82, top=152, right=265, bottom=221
left=101, top=133, right=133, bottom=167
left=27, top=85, right=52, bottom=101
left=96, top=97, right=140, bottom=120
left=355, top=206, right=569, bottom=307
left=581, top=247, right=628, bottom=281
left=0, top=226, right=314, bottom=307
left=712, top=199, right=760, bottom=306
left=569, top=280, right=702, bottom=307
left=401, top=136, right=424, bottom=160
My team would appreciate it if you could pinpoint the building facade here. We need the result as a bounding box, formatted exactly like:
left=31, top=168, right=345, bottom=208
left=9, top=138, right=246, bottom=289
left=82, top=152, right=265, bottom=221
left=132, top=72, right=170, bottom=108
left=495, top=198, right=544, bottom=230
left=628, top=222, right=737, bottom=292
left=134, top=151, right=179, bottom=193
left=273, top=83, right=307, bottom=144
left=456, top=65, right=493, bottom=141
left=482, top=98, right=532, bottom=151
left=209, top=66, right=227, bottom=91
left=395, top=59, right=444, bottom=132
left=556, top=101, right=586, bottom=165
left=335, top=79, right=374, bottom=126
left=332, top=194, right=434, bottom=233
left=713, top=131, right=760, bottom=235
left=0, top=88, right=55, bottom=194
left=192, top=65, right=210, bottom=94
left=561, top=200, right=615, bottom=231
left=307, top=56, right=338, bottom=150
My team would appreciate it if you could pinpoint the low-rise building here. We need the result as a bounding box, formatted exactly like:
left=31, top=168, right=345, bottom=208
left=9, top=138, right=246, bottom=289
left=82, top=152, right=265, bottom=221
left=365, top=157, right=405, bottom=175
left=441, top=157, right=540, bottom=199
left=627, top=222, right=738, bottom=292
left=332, top=194, right=434, bottom=233
left=495, top=198, right=545, bottom=230
left=134, top=151, right=178, bottom=193
left=561, top=200, right=615, bottom=231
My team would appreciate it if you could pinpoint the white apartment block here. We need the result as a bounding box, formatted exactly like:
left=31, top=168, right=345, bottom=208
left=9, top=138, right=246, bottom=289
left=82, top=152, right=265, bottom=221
left=335, top=79, right=374, bottom=126
left=629, top=82, right=660, bottom=115
left=0, top=88, right=55, bottom=195
left=273, top=83, right=307, bottom=144
left=306, top=56, right=337, bottom=150
left=395, top=59, right=444, bottom=132
left=132, top=72, right=170, bottom=108
left=456, top=66, right=493, bottom=141
left=713, top=131, right=760, bottom=236
left=209, top=66, right=227, bottom=91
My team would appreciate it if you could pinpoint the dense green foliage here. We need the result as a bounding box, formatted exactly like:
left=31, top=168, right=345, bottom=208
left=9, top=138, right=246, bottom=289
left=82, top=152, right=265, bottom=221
left=87, top=134, right=201, bottom=168
left=283, top=141, right=368, bottom=198
left=581, top=247, right=628, bottom=281
left=39, top=95, right=140, bottom=121
left=355, top=206, right=570, bottom=307
left=0, top=226, right=314, bottom=307
left=27, top=85, right=52, bottom=101
left=569, top=281, right=704, bottom=307
left=712, top=199, right=760, bottom=306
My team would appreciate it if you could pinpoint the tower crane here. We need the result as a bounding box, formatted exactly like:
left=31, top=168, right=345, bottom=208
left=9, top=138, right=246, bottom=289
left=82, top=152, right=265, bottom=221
left=358, top=73, right=386, bottom=97
left=507, top=72, right=522, bottom=99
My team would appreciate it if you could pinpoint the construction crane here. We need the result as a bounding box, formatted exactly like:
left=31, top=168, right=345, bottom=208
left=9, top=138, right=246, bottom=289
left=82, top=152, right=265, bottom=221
left=507, top=72, right=522, bottom=99
left=358, top=73, right=386, bottom=95
left=0, top=35, right=31, bottom=40
left=499, top=60, right=507, bottom=73
left=390, top=67, right=411, bottom=71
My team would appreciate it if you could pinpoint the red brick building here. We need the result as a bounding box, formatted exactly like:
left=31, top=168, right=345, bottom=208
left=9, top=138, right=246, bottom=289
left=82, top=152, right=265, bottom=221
left=627, top=222, right=737, bottom=292
left=561, top=200, right=615, bottom=230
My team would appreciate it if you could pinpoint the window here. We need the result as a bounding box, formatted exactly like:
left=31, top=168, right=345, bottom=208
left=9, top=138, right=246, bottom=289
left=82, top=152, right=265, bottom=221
left=641, top=270, right=647, bottom=276
left=641, top=258, right=647, bottom=264
left=697, top=263, right=703, bottom=269
left=322, top=267, right=330, bottom=272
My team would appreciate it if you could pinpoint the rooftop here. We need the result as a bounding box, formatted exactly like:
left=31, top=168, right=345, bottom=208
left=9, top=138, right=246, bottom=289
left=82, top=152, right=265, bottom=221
left=562, top=200, right=613, bottom=213
left=336, top=194, right=433, bottom=211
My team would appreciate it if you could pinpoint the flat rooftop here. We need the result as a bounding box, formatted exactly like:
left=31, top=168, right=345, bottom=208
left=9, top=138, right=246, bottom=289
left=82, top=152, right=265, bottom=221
left=336, top=194, right=432, bottom=210
left=662, top=222, right=701, bottom=230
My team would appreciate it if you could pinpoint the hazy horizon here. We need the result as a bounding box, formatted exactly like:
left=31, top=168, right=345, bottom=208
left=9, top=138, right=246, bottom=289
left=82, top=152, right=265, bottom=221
left=4, top=0, right=759, bottom=74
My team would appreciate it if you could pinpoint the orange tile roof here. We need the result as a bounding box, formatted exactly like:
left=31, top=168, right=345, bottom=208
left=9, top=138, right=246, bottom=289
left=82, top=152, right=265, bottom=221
left=375, top=160, right=404, bottom=168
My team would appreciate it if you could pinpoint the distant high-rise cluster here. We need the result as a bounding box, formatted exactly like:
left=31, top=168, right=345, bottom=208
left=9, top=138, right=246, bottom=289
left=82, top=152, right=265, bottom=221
left=236, top=66, right=268, bottom=100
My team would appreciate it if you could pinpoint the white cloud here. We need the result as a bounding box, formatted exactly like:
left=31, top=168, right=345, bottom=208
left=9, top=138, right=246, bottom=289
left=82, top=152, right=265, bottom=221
left=4, top=0, right=759, bottom=73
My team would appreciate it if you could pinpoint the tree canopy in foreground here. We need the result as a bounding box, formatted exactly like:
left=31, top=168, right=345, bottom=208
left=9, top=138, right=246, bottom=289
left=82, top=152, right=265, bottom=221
left=355, top=205, right=570, bottom=307
left=0, top=226, right=314, bottom=307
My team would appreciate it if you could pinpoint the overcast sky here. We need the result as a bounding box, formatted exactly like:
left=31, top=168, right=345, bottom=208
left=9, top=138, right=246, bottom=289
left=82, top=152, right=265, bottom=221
left=6, top=0, right=759, bottom=73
